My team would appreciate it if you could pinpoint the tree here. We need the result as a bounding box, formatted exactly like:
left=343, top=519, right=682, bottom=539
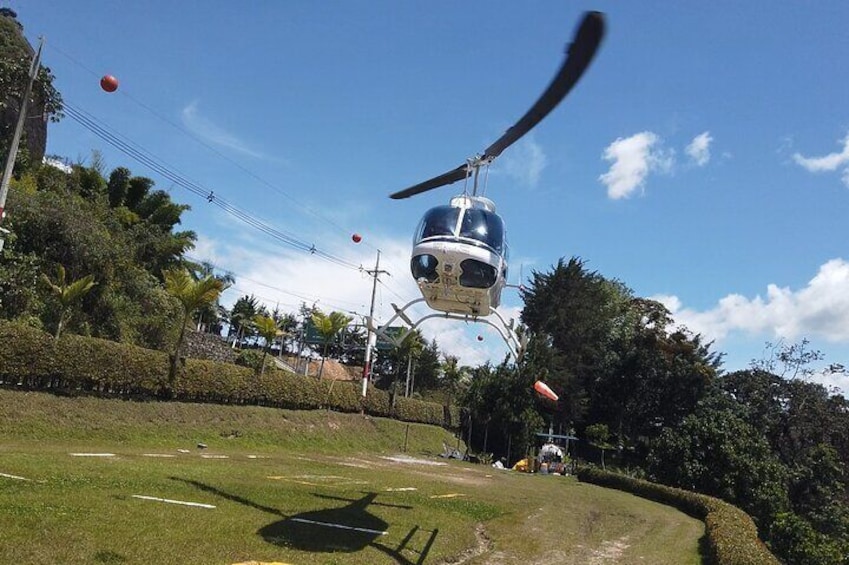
left=310, top=309, right=352, bottom=379
left=520, top=257, right=632, bottom=427
left=647, top=394, right=790, bottom=528
left=189, top=261, right=234, bottom=333
left=441, top=354, right=469, bottom=411
left=229, top=294, right=259, bottom=348
left=163, top=268, right=224, bottom=384
left=107, top=167, right=131, bottom=208
left=253, top=314, right=283, bottom=376
left=40, top=264, right=96, bottom=339
left=4, top=164, right=193, bottom=345
left=584, top=423, right=613, bottom=470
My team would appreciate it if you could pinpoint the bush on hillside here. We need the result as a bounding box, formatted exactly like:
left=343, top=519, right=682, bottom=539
left=0, top=321, right=457, bottom=428
left=577, top=466, right=780, bottom=565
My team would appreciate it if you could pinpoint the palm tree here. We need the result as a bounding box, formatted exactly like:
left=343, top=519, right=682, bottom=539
left=442, top=354, right=469, bottom=409
left=229, top=294, right=259, bottom=348
left=311, top=309, right=352, bottom=379
left=394, top=330, right=424, bottom=397
left=191, top=261, right=234, bottom=333
left=253, top=314, right=283, bottom=376
left=164, top=268, right=224, bottom=384
left=41, top=264, right=97, bottom=339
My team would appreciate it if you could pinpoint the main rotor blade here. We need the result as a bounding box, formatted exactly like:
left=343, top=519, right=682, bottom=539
left=483, top=11, right=605, bottom=159
left=390, top=165, right=468, bottom=200
left=389, top=11, right=606, bottom=200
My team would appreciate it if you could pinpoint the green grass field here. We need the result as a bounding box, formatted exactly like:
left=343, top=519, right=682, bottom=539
left=0, top=389, right=706, bottom=564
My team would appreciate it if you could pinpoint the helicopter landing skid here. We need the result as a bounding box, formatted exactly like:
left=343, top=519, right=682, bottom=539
left=369, top=298, right=526, bottom=360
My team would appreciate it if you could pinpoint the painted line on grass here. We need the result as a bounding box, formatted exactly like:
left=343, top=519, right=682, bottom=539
left=142, top=454, right=176, bottom=458
left=200, top=454, right=229, bottom=459
left=430, top=493, right=467, bottom=499
left=385, top=487, right=417, bottom=492
left=380, top=456, right=447, bottom=466
left=266, top=475, right=369, bottom=487
left=132, top=495, right=216, bottom=509
left=69, top=453, right=115, bottom=457
left=0, top=472, right=31, bottom=481
left=289, top=517, right=387, bottom=535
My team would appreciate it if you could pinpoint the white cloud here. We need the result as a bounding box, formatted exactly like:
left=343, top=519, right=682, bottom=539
left=598, top=131, right=673, bottom=199
left=497, top=137, right=548, bottom=188
left=181, top=101, right=267, bottom=159
left=653, top=258, right=849, bottom=344
left=793, top=132, right=849, bottom=187
left=685, top=131, right=713, bottom=166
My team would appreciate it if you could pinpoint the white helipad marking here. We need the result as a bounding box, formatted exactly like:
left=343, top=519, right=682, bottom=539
left=338, top=462, right=369, bottom=469
left=142, top=454, right=176, bottom=458
left=0, top=472, right=30, bottom=481
left=200, top=454, right=229, bottom=459
left=132, top=495, right=216, bottom=509
left=289, top=517, right=387, bottom=535
left=385, top=487, right=417, bottom=492
left=70, top=453, right=115, bottom=457
left=380, top=456, right=447, bottom=466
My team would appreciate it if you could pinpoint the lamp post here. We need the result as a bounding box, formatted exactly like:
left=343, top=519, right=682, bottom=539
left=0, top=37, right=43, bottom=252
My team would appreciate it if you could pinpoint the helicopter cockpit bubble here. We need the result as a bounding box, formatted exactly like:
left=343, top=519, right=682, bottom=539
left=414, top=205, right=459, bottom=243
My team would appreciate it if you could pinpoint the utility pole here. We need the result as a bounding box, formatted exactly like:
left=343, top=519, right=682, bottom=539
left=0, top=37, right=43, bottom=253
left=361, top=250, right=389, bottom=400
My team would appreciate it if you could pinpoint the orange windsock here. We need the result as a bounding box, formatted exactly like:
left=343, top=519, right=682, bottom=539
left=533, top=380, right=559, bottom=402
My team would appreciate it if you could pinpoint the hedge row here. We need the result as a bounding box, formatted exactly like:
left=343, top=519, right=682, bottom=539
left=0, top=322, right=459, bottom=428
left=577, top=467, right=780, bottom=565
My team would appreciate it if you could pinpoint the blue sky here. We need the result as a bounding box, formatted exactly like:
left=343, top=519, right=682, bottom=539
left=15, top=1, right=849, bottom=393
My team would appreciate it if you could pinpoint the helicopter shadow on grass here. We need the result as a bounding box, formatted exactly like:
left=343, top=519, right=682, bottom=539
left=172, top=478, right=438, bottom=564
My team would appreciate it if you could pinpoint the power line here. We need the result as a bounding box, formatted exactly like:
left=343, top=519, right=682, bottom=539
left=63, top=101, right=363, bottom=272
left=46, top=41, right=384, bottom=255
left=45, top=43, right=419, bottom=307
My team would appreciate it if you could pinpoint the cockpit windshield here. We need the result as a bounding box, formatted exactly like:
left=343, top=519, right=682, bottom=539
left=415, top=206, right=459, bottom=243
left=415, top=205, right=506, bottom=254
left=459, top=208, right=505, bottom=253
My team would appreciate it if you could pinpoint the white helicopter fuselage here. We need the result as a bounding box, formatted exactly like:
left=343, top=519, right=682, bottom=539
left=410, top=196, right=507, bottom=317
left=412, top=239, right=505, bottom=316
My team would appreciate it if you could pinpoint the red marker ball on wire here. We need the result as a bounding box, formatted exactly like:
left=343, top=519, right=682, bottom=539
left=100, top=75, right=119, bottom=92
left=352, top=233, right=362, bottom=243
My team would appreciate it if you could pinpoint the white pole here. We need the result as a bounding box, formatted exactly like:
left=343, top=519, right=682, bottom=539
left=361, top=250, right=381, bottom=398
left=0, top=37, right=43, bottom=251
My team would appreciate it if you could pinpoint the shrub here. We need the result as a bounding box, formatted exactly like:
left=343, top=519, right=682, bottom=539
left=577, top=467, right=780, bottom=565
left=235, top=349, right=264, bottom=371
left=0, top=321, right=456, bottom=427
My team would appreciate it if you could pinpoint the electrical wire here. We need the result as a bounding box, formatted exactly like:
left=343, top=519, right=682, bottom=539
left=47, top=41, right=384, bottom=254
left=44, top=44, right=419, bottom=309
left=63, top=101, right=363, bottom=271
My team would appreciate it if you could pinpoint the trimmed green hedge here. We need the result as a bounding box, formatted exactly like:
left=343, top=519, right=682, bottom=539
left=0, top=322, right=456, bottom=428
left=577, top=467, right=780, bottom=565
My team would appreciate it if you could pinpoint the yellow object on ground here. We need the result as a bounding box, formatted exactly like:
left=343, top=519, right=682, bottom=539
left=512, top=458, right=528, bottom=472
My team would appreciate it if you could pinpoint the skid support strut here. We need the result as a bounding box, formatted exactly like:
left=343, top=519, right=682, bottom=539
left=369, top=298, right=526, bottom=360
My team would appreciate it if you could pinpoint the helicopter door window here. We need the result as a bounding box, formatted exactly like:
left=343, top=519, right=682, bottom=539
left=459, top=209, right=505, bottom=253
left=415, top=206, right=461, bottom=243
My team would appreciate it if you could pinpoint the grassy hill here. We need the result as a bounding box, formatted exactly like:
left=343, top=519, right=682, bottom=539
left=0, top=389, right=705, bottom=564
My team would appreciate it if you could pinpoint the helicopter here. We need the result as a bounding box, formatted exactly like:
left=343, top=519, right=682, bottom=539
left=378, top=11, right=606, bottom=358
